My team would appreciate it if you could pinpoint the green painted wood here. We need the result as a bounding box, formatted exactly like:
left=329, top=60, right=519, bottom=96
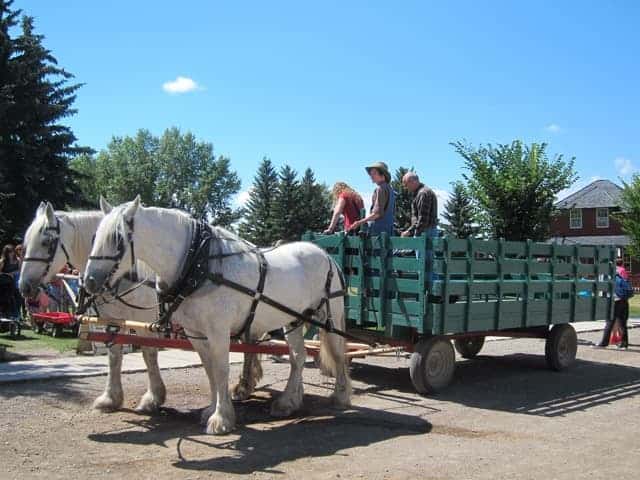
left=309, top=233, right=616, bottom=339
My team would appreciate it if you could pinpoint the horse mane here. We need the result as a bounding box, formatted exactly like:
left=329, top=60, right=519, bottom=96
left=57, top=210, right=103, bottom=268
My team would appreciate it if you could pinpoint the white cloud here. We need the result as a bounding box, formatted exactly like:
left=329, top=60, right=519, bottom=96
left=162, top=76, right=201, bottom=94
left=233, top=189, right=252, bottom=208
left=615, top=157, right=635, bottom=176
left=545, top=123, right=561, bottom=133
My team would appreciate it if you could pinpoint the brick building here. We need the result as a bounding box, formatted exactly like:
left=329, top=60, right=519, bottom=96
left=549, top=179, right=639, bottom=283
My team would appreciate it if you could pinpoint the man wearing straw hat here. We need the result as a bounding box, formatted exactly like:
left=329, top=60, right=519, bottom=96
left=349, top=161, right=395, bottom=236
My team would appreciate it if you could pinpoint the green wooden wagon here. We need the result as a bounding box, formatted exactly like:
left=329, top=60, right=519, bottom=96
left=303, top=232, right=616, bottom=393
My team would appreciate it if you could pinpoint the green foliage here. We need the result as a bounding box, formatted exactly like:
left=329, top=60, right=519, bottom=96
left=0, top=2, right=90, bottom=243
left=452, top=140, right=577, bottom=241
left=617, top=176, right=640, bottom=258
left=442, top=181, right=478, bottom=238
left=238, top=162, right=332, bottom=246
left=271, top=165, right=304, bottom=242
left=299, top=168, right=332, bottom=234
left=391, top=166, right=413, bottom=231
left=238, top=158, right=279, bottom=246
left=70, top=128, right=242, bottom=225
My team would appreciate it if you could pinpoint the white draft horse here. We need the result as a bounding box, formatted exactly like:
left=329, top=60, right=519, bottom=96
left=19, top=201, right=263, bottom=413
left=84, top=197, right=351, bottom=434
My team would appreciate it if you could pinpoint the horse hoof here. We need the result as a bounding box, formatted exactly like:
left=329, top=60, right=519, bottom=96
left=330, top=392, right=351, bottom=410
left=200, top=404, right=217, bottom=426
left=135, top=390, right=164, bottom=413
left=269, top=396, right=302, bottom=418
left=230, top=382, right=252, bottom=401
left=92, top=392, right=123, bottom=412
left=206, top=412, right=235, bottom=435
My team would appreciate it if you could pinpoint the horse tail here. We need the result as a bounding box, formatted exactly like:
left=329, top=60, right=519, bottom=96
left=318, top=257, right=352, bottom=406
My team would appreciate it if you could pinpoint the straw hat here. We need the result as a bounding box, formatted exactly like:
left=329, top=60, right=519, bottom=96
left=365, top=162, right=391, bottom=183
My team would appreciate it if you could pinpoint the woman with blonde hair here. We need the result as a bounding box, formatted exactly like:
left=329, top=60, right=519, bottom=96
left=324, top=182, right=364, bottom=234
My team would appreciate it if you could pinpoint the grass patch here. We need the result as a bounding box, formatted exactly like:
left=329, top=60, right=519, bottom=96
left=629, top=296, right=640, bottom=318
left=0, top=327, right=78, bottom=354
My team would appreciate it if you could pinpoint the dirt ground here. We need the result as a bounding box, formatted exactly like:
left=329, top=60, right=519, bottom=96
left=1, top=330, right=639, bottom=480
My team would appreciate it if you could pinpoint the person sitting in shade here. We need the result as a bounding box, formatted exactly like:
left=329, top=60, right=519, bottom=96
left=400, top=172, right=439, bottom=238
left=348, top=162, right=395, bottom=236
left=324, top=182, right=365, bottom=234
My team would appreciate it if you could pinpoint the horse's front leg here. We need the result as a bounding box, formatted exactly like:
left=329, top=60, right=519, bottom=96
left=93, top=344, right=124, bottom=411
left=202, top=334, right=235, bottom=435
left=189, top=337, right=218, bottom=425
left=230, top=352, right=263, bottom=401
left=270, top=327, right=305, bottom=417
left=135, top=346, right=166, bottom=413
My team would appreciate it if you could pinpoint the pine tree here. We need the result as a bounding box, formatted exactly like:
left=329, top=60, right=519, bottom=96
left=238, top=158, right=279, bottom=246
left=442, top=181, right=477, bottom=238
left=299, top=168, right=331, bottom=234
left=271, top=165, right=303, bottom=242
left=0, top=5, right=90, bottom=242
left=391, top=166, right=414, bottom=231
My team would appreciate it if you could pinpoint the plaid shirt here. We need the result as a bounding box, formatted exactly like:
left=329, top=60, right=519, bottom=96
left=407, top=184, right=438, bottom=236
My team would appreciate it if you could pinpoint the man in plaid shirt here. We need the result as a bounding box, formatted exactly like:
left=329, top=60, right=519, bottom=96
left=401, top=172, right=438, bottom=237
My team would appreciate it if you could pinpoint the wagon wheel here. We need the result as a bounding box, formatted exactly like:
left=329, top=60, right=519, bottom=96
left=409, top=337, right=456, bottom=394
left=454, top=336, right=485, bottom=359
left=545, top=324, right=577, bottom=371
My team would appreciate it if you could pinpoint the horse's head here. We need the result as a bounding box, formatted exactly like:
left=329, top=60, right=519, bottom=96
left=84, top=195, right=141, bottom=294
left=20, top=202, right=75, bottom=298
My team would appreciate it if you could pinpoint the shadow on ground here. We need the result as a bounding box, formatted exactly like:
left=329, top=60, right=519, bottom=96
left=88, top=390, right=431, bottom=475
left=350, top=352, right=640, bottom=417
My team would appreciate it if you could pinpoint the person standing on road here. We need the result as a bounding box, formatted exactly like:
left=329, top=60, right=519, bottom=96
left=349, top=162, right=395, bottom=236
left=324, top=182, right=365, bottom=234
left=595, top=259, right=632, bottom=348
left=400, top=172, right=438, bottom=238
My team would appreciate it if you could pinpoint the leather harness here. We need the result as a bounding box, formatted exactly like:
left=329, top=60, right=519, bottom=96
left=153, top=220, right=347, bottom=342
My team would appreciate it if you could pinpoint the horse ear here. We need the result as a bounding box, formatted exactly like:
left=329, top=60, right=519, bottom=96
left=44, top=202, right=56, bottom=225
left=123, top=195, right=141, bottom=219
left=37, top=201, right=47, bottom=215
left=99, top=196, right=113, bottom=214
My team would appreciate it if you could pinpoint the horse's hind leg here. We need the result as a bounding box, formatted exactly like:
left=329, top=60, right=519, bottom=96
left=270, top=327, right=305, bottom=417
left=230, top=353, right=263, bottom=401
left=135, top=347, right=166, bottom=413
left=93, top=344, right=124, bottom=411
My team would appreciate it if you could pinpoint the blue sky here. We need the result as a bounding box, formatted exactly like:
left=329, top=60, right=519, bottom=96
left=22, top=0, right=640, bottom=210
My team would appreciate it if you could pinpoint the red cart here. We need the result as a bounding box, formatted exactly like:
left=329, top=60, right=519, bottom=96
left=31, top=312, right=79, bottom=337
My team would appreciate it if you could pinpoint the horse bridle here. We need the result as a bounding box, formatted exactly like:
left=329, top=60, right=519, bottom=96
left=22, top=216, right=74, bottom=276
left=87, top=217, right=138, bottom=290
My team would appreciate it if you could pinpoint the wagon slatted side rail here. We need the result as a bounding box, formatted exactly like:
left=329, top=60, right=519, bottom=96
left=303, top=233, right=428, bottom=339
left=427, top=238, right=616, bottom=335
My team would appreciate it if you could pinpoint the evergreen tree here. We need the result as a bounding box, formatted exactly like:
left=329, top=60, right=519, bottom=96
left=271, top=165, right=303, bottom=242
left=299, top=168, right=331, bottom=234
left=0, top=4, right=90, bottom=242
left=238, top=157, right=279, bottom=246
left=391, top=166, right=414, bottom=231
left=442, top=181, right=477, bottom=238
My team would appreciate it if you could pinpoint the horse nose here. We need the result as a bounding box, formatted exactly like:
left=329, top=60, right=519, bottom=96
left=85, top=276, right=98, bottom=294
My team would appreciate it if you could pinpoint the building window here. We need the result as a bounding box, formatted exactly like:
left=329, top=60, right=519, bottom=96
left=621, top=252, right=633, bottom=274
left=596, top=207, right=609, bottom=228
left=569, top=209, right=582, bottom=229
